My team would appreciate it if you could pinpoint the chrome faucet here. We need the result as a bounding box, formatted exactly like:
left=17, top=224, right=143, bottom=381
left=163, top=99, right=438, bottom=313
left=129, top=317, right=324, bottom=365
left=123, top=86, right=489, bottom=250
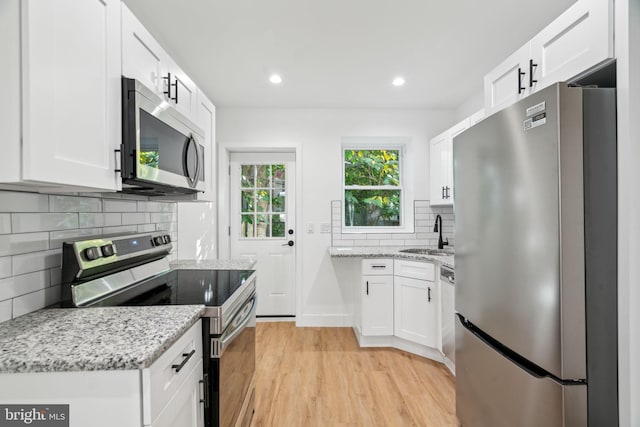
left=433, top=214, right=449, bottom=250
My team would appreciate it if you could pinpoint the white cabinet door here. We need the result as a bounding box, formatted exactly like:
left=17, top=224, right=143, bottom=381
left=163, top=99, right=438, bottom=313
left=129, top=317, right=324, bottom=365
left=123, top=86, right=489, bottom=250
left=361, top=275, right=394, bottom=336
left=430, top=118, right=468, bottom=207
left=168, top=59, right=198, bottom=122
left=429, top=132, right=449, bottom=206
left=484, top=43, right=531, bottom=115
left=20, top=0, right=121, bottom=190
left=530, top=0, right=613, bottom=91
left=122, top=4, right=167, bottom=96
left=151, top=360, right=204, bottom=427
left=194, top=90, right=216, bottom=202
left=394, top=276, right=439, bottom=349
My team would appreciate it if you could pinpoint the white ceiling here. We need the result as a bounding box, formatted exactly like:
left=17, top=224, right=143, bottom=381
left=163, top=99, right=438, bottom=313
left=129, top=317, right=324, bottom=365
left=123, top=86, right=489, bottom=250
left=123, top=0, right=576, bottom=109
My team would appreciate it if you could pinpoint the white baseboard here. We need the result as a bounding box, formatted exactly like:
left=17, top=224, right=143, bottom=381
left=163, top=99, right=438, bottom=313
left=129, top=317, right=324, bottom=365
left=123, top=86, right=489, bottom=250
left=352, top=326, right=447, bottom=365
left=297, top=314, right=353, bottom=327
left=443, top=356, right=456, bottom=375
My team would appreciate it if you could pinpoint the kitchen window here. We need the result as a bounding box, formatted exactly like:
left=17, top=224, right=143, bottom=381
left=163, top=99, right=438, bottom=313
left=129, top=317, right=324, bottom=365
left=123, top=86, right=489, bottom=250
left=343, top=146, right=403, bottom=229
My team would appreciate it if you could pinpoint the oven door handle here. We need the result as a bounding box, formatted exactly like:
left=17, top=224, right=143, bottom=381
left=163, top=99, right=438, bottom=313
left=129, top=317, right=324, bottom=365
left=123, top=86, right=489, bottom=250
left=218, top=294, right=257, bottom=357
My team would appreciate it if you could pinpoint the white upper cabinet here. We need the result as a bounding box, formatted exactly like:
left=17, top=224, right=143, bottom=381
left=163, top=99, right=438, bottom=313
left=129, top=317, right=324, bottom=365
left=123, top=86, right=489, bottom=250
left=429, top=118, right=470, bottom=207
left=167, top=58, right=198, bottom=122
left=484, top=43, right=532, bottom=115
left=122, top=4, right=198, bottom=124
left=484, top=0, right=613, bottom=115
left=529, top=0, right=613, bottom=91
left=122, top=4, right=165, bottom=95
left=193, top=89, right=216, bottom=202
left=0, top=0, right=122, bottom=191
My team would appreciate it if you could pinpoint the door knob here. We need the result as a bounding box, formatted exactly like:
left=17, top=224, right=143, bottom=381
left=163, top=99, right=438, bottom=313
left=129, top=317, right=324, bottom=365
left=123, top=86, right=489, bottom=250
left=282, top=240, right=294, bottom=247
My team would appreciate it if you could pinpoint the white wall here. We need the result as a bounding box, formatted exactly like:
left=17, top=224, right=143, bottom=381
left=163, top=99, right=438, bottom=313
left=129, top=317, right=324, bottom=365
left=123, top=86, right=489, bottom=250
left=615, top=0, right=640, bottom=425
left=217, top=108, right=454, bottom=326
left=453, top=90, right=484, bottom=122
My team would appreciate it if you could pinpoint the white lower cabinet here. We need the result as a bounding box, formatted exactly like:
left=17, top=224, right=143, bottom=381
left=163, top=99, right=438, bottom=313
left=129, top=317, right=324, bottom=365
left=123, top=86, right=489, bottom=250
left=151, top=359, right=204, bottom=427
left=0, top=320, right=204, bottom=427
left=362, top=275, right=394, bottom=336
left=394, top=274, right=439, bottom=350
left=360, top=259, right=394, bottom=336
left=356, top=259, right=442, bottom=360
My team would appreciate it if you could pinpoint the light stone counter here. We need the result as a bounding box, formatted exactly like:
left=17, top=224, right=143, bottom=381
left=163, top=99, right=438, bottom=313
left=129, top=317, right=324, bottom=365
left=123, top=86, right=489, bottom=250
left=0, top=305, right=205, bottom=373
left=328, top=246, right=454, bottom=269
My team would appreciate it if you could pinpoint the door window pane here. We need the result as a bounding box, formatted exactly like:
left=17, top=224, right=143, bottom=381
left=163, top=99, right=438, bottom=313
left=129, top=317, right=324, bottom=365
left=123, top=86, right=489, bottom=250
left=239, top=164, right=286, bottom=238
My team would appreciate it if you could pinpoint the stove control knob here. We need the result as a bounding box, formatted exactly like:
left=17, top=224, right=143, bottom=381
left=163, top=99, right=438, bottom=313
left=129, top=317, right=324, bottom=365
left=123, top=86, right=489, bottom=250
left=83, top=247, right=100, bottom=261
left=101, top=244, right=115, bottom=257
left=153, top=236, right=165, bottom=246
left=164, top=235, right=171, bottom=244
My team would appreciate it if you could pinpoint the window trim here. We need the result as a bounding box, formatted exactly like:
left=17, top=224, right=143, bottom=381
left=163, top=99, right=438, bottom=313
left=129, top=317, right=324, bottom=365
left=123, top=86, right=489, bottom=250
left=342, top=142, right=405, bottom=233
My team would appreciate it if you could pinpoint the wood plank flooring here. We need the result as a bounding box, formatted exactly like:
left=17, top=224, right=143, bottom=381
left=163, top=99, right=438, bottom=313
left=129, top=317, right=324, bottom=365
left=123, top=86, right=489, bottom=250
left=251, top=322, right=458, bottom=427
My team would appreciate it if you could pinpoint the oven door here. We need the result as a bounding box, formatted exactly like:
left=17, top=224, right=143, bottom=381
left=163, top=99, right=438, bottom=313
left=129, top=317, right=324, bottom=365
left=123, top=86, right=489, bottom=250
left=122, top=78, right=205, bottom=192
left=210, top=292, right=257, bottom=427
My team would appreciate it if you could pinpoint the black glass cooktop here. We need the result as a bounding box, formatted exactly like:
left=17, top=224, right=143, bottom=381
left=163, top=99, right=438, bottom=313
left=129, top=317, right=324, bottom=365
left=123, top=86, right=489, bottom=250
left=84, top=269, right=255, bottom=308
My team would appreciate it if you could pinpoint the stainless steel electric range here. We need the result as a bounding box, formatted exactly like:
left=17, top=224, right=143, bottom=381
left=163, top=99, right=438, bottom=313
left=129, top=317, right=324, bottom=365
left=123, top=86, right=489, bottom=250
left=59, top=231, right=256, bottom=427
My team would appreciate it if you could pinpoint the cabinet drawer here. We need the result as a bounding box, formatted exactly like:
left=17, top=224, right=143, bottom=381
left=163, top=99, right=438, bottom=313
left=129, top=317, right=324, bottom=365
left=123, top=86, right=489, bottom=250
left=362, top=259, right=394, bottom=275
left=142, top=320, right=203, bottom=426
left=394, top=260, right=435, bottom=281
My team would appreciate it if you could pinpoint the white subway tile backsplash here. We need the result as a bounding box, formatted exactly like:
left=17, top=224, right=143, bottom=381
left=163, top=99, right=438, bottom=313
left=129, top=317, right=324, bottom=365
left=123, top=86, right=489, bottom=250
left=330, top=200, right=454, bottom=250
left=12, top=249, right=62, bottom=276
left=12, top=286, right=60, bottom=318
left=49, top=228, right=102, bottom=249
left=0, top=257, right=11, bottom=279
left=12, top=213, right=78, bottom=233
left=49, top=195, right=102, bottom=212
left=102, top=225, right=138, bottom=234
left=150, top=212, right=175, bottom=223
left=122, top=212, right=150, bottom=225
left=0, top=191, right=48, bottom=212
left=0, top=270, right=49, bottom=302
left=49, top=267, right=62, bottom=287
left=0, top=233, right=49, bottom=256
left=78, top=212, right=122, bottom=228
left=0, top=192, right=178, bottom=322
left=0, top=299, right=11, bottom=322
left=103, top=199, right=137, bottom=212
left=0, top=214, right=11, bottom=234
left=355, top=240, right=379, bottom=246
left=137, top=224, right=156, bottom=233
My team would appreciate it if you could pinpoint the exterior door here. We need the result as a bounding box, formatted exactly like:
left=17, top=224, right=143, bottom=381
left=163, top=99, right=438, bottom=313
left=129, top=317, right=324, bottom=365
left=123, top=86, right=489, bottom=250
left=230, top=153, right=296, bottom=316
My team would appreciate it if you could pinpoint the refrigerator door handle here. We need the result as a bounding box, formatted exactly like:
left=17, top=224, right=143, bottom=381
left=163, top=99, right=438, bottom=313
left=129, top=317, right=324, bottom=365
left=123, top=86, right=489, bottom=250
left=456, top=314, right=585, bottom=386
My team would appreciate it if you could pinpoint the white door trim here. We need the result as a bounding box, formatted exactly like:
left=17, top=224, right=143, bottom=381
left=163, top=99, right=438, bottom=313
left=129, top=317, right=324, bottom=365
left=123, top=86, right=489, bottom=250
left=218, top=141, right=304, bottom=322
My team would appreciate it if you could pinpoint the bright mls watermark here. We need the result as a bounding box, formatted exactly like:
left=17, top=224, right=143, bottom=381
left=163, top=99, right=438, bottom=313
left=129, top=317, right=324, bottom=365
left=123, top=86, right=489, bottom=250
left=0, top=405, right=69, bottom=426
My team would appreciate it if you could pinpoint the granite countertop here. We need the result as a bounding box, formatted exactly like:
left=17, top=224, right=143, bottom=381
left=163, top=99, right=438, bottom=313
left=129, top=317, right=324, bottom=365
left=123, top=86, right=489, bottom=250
left=171, top=258, right=257, bottom=270
left=328, top=246, right=454, bottom=268
left=0, top=305, right=205, bottom=374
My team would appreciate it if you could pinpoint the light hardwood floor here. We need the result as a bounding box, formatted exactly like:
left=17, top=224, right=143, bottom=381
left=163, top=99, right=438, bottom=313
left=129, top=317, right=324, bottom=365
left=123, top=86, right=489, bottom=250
left=251, top=322, right=458, bottom=427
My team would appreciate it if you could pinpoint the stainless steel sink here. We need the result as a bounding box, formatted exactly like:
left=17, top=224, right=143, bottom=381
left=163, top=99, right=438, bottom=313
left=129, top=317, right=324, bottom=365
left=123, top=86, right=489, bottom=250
left=399, top=248, right=454, bottom=256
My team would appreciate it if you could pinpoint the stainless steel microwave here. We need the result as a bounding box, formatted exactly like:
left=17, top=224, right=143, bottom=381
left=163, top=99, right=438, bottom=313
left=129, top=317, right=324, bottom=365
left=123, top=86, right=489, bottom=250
left=121, top=77, right=205, bottom=195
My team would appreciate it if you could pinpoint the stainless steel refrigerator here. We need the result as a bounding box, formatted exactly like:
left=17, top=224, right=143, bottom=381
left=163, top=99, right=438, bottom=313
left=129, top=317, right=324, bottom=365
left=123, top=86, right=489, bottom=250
left=453, top=82, right=618, bottom=426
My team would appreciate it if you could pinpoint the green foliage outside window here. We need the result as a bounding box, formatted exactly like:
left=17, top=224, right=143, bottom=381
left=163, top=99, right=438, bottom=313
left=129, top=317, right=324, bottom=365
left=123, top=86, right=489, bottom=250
left=140, top=151, right=159, bottom=168
left=344, top=149, right=401, bottom=227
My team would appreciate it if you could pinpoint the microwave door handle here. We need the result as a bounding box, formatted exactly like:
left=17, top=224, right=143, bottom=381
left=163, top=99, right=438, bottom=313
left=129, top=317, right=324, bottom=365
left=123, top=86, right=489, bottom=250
left=193, top=136, right=203, bottom=189
left=184, top=135, right=197, bottom=187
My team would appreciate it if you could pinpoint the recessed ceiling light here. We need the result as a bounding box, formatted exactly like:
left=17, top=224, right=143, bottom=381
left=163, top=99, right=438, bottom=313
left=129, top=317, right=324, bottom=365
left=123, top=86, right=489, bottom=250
left=392, top=77, right=406, bottom=87
left=269, top=74, right=283, bottom=84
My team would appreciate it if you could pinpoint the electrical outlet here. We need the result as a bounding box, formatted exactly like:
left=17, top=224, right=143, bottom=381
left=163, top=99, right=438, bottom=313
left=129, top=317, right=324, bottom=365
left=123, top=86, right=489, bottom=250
left=320, top=223, right=331, bottom=234
left=307, top=223, right=315, bottom=234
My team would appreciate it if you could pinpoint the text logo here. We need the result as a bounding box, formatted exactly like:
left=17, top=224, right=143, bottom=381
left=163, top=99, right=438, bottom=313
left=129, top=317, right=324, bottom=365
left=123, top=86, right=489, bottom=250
left=0, top=405, right=68, bottom=427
